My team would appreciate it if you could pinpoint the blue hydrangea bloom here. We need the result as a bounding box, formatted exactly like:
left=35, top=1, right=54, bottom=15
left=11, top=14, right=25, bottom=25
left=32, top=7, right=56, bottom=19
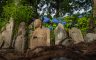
left=52, top=18, right=59, bottom=24
left=62, top=22, right=66, bottom=25
left=78, top=15, right=82, bottom=18
left=43, top=17, right=50, bottom=23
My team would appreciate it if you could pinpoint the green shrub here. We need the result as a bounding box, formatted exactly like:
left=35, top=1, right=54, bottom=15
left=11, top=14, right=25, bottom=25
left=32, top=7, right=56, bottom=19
left=2, top=3, right=35, bottom=24
left=0, top=18, right=7, bottom=30
left=64, top=15, right=89, bottom=33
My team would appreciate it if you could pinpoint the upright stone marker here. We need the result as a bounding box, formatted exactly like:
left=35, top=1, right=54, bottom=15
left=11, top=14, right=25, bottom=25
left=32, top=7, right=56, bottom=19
left=69, top=27, right=84, bottom=44
left=1, top=17, right=14, bottom=48
left=29, top=19, right=50, bottom=49
left=54, top=23, right=67, bottom=45
left=85, top=33, right=96, bottom=43
left=15, top=22, right=26, bottom=52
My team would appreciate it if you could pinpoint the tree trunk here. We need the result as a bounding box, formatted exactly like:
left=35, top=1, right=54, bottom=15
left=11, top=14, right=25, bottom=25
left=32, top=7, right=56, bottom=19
left=92, top=0, right=96, bottom=17
left=55, top=0, right=60, bottom=17
left=87, top=0, right=96, bottom=33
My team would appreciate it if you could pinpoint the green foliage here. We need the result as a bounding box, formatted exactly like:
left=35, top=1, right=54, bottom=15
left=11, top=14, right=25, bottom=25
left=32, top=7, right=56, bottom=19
left=15, top=5, right=34, bottom=23
left=64, top=16, right=73, bottom=28
left=77, top=16, right=89, bottom=32
left=3, top=3, right=16, bottom=19
left=42, top=15, right=89, bottom=34
left=64, top=15, right=89, bottom=33
left=2, top=3, right=35, bottom=24
left=0, top=18, right=7, bottom=30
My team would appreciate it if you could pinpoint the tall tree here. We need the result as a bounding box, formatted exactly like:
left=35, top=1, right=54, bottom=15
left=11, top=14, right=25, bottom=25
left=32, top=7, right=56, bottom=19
left=92, top=0, right=96, bottom=17
left=87, top=0, right=96, bottom=33
left=36, top=0, right=92, bottom=17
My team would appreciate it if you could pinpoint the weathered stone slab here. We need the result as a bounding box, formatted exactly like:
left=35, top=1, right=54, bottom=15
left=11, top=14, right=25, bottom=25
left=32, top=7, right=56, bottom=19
left=54, top=23, right=67, bottom=45
left=1, top=17, right=14, bottom=48
left=69, top=27, right=84, bottom=44
left=85, top=33, right=96, bottom=42
left=15, top=22, right=26, bottom=52
left=29, top=19, right=50, bottom=49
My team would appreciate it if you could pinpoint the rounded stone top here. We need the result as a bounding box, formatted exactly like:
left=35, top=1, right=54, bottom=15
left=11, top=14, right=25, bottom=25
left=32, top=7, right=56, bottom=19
left=58, top=23, right=64, bottom=30
left=34, top=19, right=42, bottom=28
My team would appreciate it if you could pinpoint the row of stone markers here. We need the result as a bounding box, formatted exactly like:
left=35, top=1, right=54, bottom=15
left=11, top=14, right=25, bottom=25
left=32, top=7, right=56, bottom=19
left=0, top=18, right=96, bottom=52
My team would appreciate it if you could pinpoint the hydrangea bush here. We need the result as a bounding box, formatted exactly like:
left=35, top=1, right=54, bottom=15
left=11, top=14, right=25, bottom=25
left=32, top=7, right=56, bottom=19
left=42, top=15, right=89, bottom=34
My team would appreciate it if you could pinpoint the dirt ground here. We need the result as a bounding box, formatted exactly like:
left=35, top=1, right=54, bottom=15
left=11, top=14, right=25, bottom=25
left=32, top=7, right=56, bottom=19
left=0, top=41, right=96, bottom=60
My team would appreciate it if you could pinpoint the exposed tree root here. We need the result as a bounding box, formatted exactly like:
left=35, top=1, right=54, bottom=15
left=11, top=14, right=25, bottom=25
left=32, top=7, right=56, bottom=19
left=0, top=41, right=96, bottom=60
